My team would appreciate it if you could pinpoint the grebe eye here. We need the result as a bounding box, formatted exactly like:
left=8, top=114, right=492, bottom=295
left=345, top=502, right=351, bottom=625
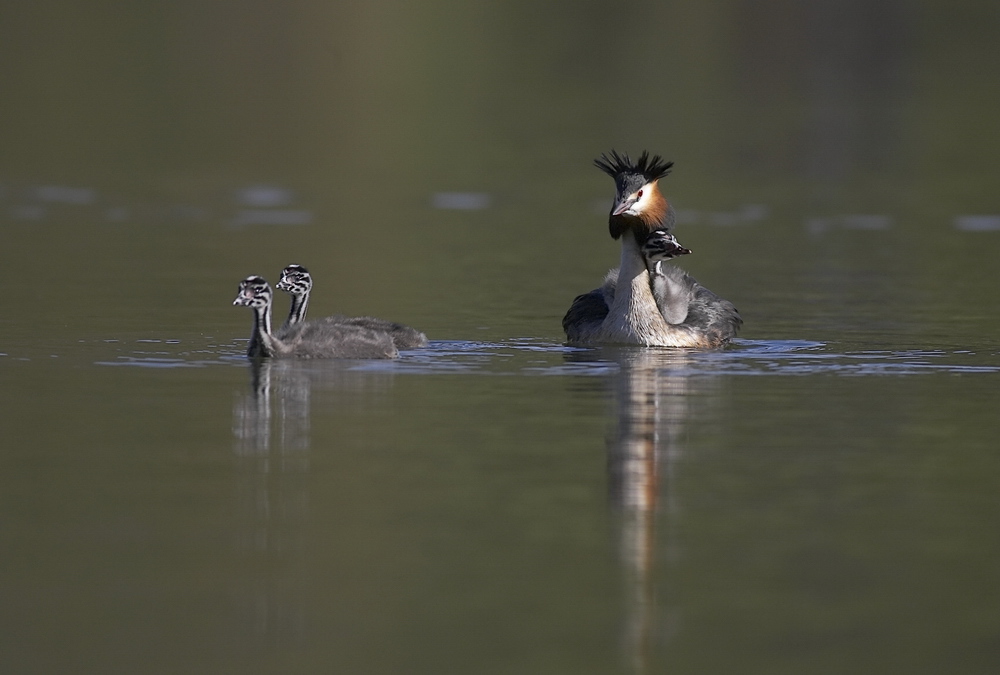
left=637, top=190, right=644, bottom=199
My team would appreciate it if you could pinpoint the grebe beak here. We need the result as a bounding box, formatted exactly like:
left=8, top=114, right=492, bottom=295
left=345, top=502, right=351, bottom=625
left=664, top=237, right=692, bottom=257
left=612, top=197, right=636, bottom=216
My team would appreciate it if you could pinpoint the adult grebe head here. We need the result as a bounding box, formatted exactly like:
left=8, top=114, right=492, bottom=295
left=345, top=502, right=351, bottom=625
left=594, top=150, right=675, bottom=240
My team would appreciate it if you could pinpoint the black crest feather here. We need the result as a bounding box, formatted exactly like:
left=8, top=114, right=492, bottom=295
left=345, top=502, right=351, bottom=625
left=594, top=150, right=673, bottom=183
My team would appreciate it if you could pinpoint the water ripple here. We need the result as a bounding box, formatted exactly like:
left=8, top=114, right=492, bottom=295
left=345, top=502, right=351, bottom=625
left=87, top=337, right=1000, bottom=377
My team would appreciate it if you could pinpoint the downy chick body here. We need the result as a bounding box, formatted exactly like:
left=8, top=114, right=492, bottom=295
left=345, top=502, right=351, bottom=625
left=275, top=264, right=428, bottom=350
left=233, top=276, right=398, bottom=359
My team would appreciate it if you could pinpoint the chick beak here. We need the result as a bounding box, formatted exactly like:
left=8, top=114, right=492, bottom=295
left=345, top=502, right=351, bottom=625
left=664, top=234, right=692, bottom=257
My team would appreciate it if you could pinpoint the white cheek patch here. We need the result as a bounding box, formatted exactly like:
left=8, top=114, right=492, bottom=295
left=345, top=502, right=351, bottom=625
left=634, top=183, right=655, bottom=210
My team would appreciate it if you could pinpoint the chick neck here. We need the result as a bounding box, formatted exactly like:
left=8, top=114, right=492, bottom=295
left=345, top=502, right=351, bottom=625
left=248, top=296, right=278, bottom=358
left=283, top=290, right=310, bottom=329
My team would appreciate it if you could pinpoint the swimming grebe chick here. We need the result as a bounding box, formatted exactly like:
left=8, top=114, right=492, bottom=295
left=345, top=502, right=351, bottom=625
left=275, top=264, right=312, bottom=330
left=275, top=264, right=429, bottom=350
left=233, top=276, right=398, bottom=359
left=563, top=151, right=741, bottom=347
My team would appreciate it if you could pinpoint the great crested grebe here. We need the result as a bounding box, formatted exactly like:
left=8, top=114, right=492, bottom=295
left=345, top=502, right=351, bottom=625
left=563, top=151, right=742, bottom=347
left=233, top=276, right=398, bottom=359
left=275, top=264, right=429, bottom=350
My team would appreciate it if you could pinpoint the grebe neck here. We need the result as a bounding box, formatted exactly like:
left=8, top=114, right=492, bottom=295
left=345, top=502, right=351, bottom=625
left=284, top=292, right=309, bottom=329
left=249, top=300, right=276, bottom=357
left=602, top=231, right=672, bottom=344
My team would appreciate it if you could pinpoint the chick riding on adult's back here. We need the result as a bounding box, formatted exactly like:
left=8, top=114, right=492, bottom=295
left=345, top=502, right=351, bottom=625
left=563, top=150, right=742, bottom=348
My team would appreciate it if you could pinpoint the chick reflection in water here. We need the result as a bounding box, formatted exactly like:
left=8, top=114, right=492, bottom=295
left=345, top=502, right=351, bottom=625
left=232, top=359, right=312, bottom=456
left=231, top=357, right=398, bottom=642
left=599, top=349, right=700, bottom=673
left=230, top=357, right=313, bottom=642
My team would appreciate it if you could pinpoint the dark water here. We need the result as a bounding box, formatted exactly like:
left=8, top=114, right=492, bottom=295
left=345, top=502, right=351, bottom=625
left=2, top=2, right=1000, bottom=674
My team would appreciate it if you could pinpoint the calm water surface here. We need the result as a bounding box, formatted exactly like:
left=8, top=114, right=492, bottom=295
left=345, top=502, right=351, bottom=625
left=2, top=2, right=1000, bottom=674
